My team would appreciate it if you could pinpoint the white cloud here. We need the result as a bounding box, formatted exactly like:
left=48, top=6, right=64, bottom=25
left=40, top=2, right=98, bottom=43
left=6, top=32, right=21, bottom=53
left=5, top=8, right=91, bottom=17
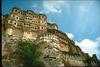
left=39, top=11, right=44, bottom=14
left=49, top=21, right=56, bottom=23
left=75, top=37, right=100, bottom=59
left=43, top=0, right=66, bottom=13
left=66, top=32, right=74, bottom=39
left=32, top=3, right=37, bottom=8
left=66, top=32, right=100, bottom=59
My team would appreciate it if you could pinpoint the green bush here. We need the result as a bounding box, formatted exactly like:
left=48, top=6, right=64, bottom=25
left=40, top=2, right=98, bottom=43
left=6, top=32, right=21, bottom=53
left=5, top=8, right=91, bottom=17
left=14, top=40, right=45, bottom=67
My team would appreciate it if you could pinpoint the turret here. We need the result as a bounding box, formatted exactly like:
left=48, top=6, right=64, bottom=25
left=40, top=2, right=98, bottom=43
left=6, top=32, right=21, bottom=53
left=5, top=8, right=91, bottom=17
left=47, top=23, right=58, bottom=30
left=11, top=7, right=21, bottom=14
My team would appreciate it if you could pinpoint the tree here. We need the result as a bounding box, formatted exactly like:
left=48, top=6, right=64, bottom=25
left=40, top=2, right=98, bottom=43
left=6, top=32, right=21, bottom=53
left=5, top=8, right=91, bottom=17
left=14, top=40, right=45, bottom=67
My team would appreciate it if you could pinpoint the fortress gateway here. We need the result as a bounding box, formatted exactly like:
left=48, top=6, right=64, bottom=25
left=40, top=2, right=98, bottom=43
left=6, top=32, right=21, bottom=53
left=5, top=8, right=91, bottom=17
left=2, top=7, right=99, bottom=67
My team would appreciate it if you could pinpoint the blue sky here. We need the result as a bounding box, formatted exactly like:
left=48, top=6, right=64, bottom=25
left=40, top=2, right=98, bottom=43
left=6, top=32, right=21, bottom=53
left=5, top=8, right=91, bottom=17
left=2, top=0, right=100, bottom=59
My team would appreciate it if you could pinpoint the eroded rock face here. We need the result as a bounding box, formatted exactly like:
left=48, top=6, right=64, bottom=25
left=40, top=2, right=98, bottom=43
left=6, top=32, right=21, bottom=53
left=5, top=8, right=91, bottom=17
left=36, top=32, right=99, bottom=66
left=2, top=7, right=99, bottom=67
left=43, top=45, right=64, bottom=67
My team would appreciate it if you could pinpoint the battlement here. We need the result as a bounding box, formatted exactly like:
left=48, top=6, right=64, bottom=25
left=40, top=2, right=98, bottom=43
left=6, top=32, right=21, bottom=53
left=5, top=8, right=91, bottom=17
left=47, top=23, right=58, bottom=30
left=2, top=7, right=99, bottom=67
left=2, top=7, right=59, bottom=40
left=11, top=7, right=47, bottom=19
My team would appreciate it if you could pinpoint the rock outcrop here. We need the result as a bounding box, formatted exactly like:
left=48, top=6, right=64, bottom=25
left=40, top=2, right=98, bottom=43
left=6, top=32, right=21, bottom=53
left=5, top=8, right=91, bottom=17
left=2, top=7, right=99, bottom=67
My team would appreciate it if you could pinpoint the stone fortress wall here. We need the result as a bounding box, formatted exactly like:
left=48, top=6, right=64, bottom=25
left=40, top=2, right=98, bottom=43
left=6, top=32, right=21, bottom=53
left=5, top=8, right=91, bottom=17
left=2, top=7, right=99, bottom=67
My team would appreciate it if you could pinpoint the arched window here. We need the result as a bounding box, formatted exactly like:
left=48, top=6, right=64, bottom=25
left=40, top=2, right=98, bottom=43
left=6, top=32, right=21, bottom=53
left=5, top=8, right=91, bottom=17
left=37, top=27, right=39, bottom=29
left=35, top=27, right=37, bottom=29
left=10, top=20, right=12, bottom=23
left=24, top=23, right=25, bottom=25
left=14, top=23, right=16, bottom=25
left=11, top=14, right=15, bottom=17
left=14, top=9, right=17, bottom=12
left=8, top=20, right=13, bottom=24
left=29, top=24, right=31, bottom=26
left=41, top=27, right=43, bottom=29
left=16, top=16, right=18, bottom=19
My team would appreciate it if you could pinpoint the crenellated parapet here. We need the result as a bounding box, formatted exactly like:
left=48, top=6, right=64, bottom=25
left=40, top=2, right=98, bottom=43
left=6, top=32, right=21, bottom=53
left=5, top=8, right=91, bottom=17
left=2, top=7, right=99, bottom=67
left=47, top=23, right=58, bottom=30
left=2, top=7, right=49, bottom=40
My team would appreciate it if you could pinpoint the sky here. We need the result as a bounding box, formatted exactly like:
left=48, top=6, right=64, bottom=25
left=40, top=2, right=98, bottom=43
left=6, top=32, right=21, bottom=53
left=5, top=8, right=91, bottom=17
left=2, top=0, right=100, bottom=59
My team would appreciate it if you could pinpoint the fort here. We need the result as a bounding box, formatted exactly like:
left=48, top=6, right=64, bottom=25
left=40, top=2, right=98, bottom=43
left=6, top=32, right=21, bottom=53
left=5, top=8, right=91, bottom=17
left=2, top=7, right=99, bottom=67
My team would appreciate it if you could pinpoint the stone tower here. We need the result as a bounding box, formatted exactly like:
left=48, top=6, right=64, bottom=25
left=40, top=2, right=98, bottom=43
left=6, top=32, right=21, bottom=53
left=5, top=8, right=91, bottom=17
left=2, top=7, right=99, bottom=67
left=4, top=7, right=47, bottom=40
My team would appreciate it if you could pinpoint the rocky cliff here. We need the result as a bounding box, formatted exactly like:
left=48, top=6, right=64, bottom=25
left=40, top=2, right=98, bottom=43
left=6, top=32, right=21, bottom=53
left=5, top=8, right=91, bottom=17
left=2, top=7, right=99, bottom=67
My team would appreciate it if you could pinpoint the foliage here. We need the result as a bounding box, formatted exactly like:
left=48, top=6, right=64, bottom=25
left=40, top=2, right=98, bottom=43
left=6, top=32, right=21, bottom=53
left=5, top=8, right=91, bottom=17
left=14, top=40, right=45, bottom=67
